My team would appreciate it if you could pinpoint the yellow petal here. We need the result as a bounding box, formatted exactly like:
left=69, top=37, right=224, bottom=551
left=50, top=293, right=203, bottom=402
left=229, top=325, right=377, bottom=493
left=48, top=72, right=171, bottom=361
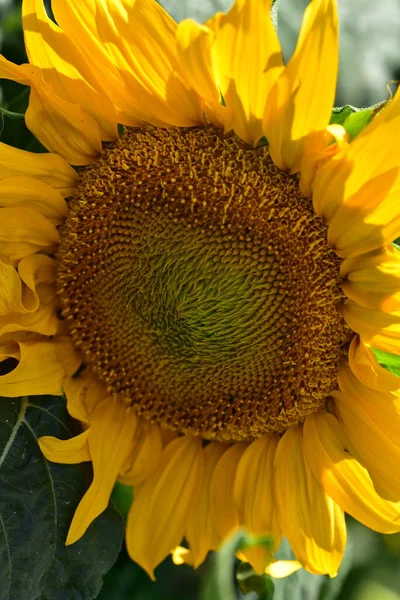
left=234, top=434, right=281, bottom=574
left=327, top=169, right=400, bottom=258
left=50, top=0, right=141, bottom=126
left=26, top=73, right=102, bottom=166
left=0, top=339, right=66, bottom=396
left=0, top=261, right=24, bottom=315
left=184, top=441, right=226, bottom=568
left=208, top=0, right=283, bottom=143
left=115, top=0, right=203, bottom=126
left=334, top=385, right=400, bottom=502
left=264, top=0, right=338, bottom=171
left=63, top=368, right=106, bottom=424
left=341, top=245, right=400, bottom=311
left=342, top=302, right=400, bottom=354
left=274, top=425, right=346, bottom=576
left=313, top=90, right=400, bottom=253
left=299, top=124, right=348, bottom=197
left=119, top=421, right=163, bottom=486
left=0, top=176, right=68, bottom=224
left=348, top=335, right=400, bottom=393
left=176, top=19, right=220, bottom=105
left=0, top=303, right=58, bottom=337
left=304, top=411, right=400, bottom=533
left=39, top=430, right=90, bottom=464
left=175, top=19, right=226, bottom=127
left=0, top=142, right=78, bottom=196
left=52, top=0, right=202, bottom=127
left=338, top=363, right=400, bottom=441
left=0, top=255, right=57, bottom=323
left=265, top=559, right=303, bottom=578
left=18, top=254, right=56, bottom=310
left=209, top=442, right=248, bottom=544
left=23, top=0, right=118, bottom=141
left=126, top=435, right=204, bottom=580
left=67, top=401, right=138, bottom=544
left=0, top=57, right=102, bottom=165
left=0, top=254, right=58, bottom=334
left=54, top=335, right=82, bottom=378
left=0, top=207, right=59, bottom=265
left=171, top=546, right=193, bottom=566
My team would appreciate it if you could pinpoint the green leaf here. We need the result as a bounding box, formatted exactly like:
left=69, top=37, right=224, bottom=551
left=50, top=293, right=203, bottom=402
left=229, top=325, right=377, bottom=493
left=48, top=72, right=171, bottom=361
left=0, top=395, right=124, bottom=600
left=372, top=349, right=400, bottom=378
left=200, top=529, right=274, bottom=600
left=330, top=105, right=374, bottom=141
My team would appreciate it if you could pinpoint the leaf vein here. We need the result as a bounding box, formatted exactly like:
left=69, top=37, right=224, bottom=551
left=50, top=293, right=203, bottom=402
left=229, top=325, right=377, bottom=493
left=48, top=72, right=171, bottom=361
left=22, top=418, right=58, bottom=559
left=0, top=510, right=11, bottom=600
left=0, top=398, right=28, bottom=470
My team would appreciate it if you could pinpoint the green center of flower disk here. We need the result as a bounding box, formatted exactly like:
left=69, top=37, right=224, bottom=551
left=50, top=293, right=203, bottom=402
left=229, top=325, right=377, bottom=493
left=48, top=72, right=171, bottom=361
left=57, top=126, right=351, bottom=442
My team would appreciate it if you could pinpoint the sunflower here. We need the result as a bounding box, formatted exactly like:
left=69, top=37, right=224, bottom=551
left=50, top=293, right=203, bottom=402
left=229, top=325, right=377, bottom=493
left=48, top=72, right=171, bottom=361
left=1, top=0, right=400, bottom=581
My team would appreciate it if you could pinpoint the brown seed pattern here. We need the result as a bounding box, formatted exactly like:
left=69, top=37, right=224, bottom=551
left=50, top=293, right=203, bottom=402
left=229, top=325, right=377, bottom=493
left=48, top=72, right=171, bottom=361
left=57, top=126, right=351, bottom=442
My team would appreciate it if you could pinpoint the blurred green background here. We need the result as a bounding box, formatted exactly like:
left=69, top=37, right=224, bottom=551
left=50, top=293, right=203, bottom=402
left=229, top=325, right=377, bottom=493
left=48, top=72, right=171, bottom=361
left=1, top=0, right=400, bottom=598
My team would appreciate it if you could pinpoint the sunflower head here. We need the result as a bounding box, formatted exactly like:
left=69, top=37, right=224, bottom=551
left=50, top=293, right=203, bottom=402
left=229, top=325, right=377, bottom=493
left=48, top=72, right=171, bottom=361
left=1, top=0, right=400, bottom=584
left=58, top=124, right=350, bottom=442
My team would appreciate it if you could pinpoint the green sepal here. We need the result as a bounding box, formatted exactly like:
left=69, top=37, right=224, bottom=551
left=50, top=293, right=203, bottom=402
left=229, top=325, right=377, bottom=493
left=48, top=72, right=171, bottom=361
left=200, top=529, right=274, bottom=600
left=330, top=105, right=374, bottom=141
left=236, top=562, right=275, bottom=599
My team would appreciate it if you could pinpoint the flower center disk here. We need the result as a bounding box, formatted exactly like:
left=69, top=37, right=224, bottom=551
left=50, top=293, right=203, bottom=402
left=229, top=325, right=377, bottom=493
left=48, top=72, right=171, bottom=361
left=57, top=126, right=350, bottom=442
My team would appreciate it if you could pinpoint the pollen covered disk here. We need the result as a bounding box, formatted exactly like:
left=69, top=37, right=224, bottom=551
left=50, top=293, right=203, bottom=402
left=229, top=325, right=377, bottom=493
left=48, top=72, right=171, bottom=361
left=57, top=126, right=350, bottom=442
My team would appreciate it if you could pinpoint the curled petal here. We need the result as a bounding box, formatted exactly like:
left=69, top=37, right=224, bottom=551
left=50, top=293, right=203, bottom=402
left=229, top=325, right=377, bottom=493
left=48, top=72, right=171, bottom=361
left=0, top=339, right=69, bottom=396
left=67, top=401, right=138, bottom=544
left=39, top=430, right=90, bottom=464
left=348, top=336, right=400, bottom=393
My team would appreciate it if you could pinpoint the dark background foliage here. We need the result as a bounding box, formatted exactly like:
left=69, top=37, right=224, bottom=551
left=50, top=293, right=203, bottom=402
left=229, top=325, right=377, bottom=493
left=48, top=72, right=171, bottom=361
left=1, top=1, right=400, bottom=599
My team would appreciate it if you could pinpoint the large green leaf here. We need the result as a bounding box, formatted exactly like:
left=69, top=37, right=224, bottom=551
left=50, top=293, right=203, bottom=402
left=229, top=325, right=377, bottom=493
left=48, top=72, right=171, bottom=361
left=0, top=395, right=124, bottom=600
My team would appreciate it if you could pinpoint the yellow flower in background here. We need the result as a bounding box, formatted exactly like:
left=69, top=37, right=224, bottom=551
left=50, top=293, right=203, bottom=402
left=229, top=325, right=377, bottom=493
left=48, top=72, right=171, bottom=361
left=1, top=0, right=400, bottom=580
